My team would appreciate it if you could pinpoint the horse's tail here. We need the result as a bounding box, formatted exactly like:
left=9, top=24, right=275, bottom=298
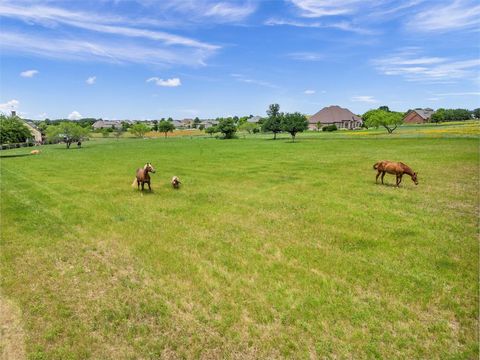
left=132, top=177, right=138, bottom=187
left=373, top=162, right=380, bottom=170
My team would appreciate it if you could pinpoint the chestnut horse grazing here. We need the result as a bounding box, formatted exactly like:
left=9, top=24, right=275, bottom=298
left=132, top=163, right=156, bottom=191
left=373, top=161, right=418, bottom=187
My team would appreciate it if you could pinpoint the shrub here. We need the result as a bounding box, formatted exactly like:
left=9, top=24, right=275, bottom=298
left=322, top=124, right=337, bottom=132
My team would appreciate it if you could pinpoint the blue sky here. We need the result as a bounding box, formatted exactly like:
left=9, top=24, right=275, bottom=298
left=0, top=0, right=479, bottom=120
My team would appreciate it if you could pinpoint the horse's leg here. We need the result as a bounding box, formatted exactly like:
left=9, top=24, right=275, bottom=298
left=381, top=172, right=386, bottom=184
left=376, top=171, right=381, bottom=183
left=148, top=181, right=151, bottom=191
left=141, top=182, right=144, bottom=191
left=137, top=180, right=140, bottom=190
left=397, top=175, right=403, bottom=187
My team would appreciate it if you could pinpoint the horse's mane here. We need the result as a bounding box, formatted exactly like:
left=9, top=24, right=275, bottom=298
left=400, top=162, right=413, bottom=174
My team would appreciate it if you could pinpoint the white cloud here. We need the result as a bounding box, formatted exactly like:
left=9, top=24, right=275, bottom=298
left=68, top=111, right=82, bottom=120
left=158, top=1, right=256, bottom=23
left=147, top=77, right=181, bottom=87
left=264, top=18, right=374, bottom=34
left=0, top=31, right=214, bottom=67
left=0, top=99, right=19, bottom=112
left=289, top=0, right=361, bottom=17
left=288, top=52, right=324, bottom=61
left=373, top=49, right=480, bottom=83
left=407, top=0, right=480, bottom=33
left=20, top=69, right=38, bottom=77
left=205, top=2, right=256, bottom=21
left=86, top=76, right=96, bottom=85
left=0, top=3, right=217, bottom=50
left=435, top=92, right=480, bottom=96
left=0, top=2, right=219, bottom=67
left=230, top=73, right=278, bottom=88
left=351, top=95, right=378, bottom=103
left=304, top=89, right=315, bottom=95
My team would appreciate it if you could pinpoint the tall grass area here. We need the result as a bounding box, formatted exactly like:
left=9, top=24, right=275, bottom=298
left=1, top=131, right=478, bottom=358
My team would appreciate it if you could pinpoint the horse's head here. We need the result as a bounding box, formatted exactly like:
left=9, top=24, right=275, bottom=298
left=145, top=163, right=156, bottom=173
left=412, top=172, right=418, bottom=185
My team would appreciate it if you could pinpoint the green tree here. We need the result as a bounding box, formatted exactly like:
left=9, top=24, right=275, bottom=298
left=473, top=108, right=480, bottom=119
left=263, top=103, right=283, bottom=139
left=193, top=117, right=201, bottom=129
left=0, top=114, right=33, bottom=144
left=113, top=127, right=123, bottom=140
left=130, top=123, right=150, bottom=138
left=46, top=122, right=89, bottom=148
left=430, top=109, right=445, bottom=123
left=205, top=126, right=218, bottom=136
left=199, top=124, right=205, bottom=131
left=217, top=118, right=237, bottom=139
left=281, top=112, right=308, bottom=142
left=158, top=120, right=175, bottom=138
left=362, top=109, right=403, bottom=134
left=121, top=121, right=131, bottom=131
left=101, top=128, right=110, bottom=137
left=238, top=122, right=258, bottom=134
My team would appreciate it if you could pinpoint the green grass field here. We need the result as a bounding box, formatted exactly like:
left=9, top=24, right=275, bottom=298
left=1, top=125, right=479, bottom=359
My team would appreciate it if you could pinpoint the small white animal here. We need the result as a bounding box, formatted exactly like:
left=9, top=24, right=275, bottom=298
left=31, top=149, right=40, bottom=155
left=171, top=176, right=181, bottom=189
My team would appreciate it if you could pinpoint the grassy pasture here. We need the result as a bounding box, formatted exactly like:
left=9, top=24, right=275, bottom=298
left=0, top=126, right=479, bottom=359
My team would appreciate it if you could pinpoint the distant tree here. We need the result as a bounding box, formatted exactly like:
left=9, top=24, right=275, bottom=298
left=113, top=127, right=123, bottom=140
left=473, top=108, right=480, bottom=119
left=46, top=122, right=89, bottom=148
left=152, top=123, right=158, bottom=131
left=205, top=126, right=218, bottom=137
left=101, top=128, right=110, bottom=137
left=167, top=117, right=173, bottom=122
left=158, top=120, right=175, bottom=138
left=430, top=109, right=445, bottom=123
left=281, top=112, right=308, bottom=142
left=316, top=121, right=322, bottom=131
left=363, top=109, right=403, bottom=134
left=431, top=108, right=471, bottom=123
left=130, top=123, right=150, bottom=138
left=193, top=117, right=201, bottom=129
left=0, top=114, right=33, bottom=144
left=238, top=122, right=258, bottom=134
left=378, top=106, right=390, bottom=112
left=121, top=121, right=131, bottom=131
left=263, top=103, right=283, bottom=139
left=217, top=118, right=237, bottom=139
left=199, top=124, right=205, bottom=131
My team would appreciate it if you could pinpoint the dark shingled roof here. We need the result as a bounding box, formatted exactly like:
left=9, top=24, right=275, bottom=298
left=309, top=105, right=362, bottom=124
left=410, top=108, right=435, bottom=120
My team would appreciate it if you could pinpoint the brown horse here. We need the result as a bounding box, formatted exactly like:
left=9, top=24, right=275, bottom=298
left=373, top=161, right=418, bottom=187
left=132, top=163, right=156, bottom=191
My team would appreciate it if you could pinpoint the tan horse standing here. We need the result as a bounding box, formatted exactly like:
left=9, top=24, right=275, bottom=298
left=132, top=163, right=156, bottom=191
left=373, top=161, right=418, bottom=187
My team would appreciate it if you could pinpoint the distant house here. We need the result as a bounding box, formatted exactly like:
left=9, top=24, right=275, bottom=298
left=92, top=120, right=121, bottom=130
left=247, top=116, right=262, bottom=123
left=23, top=120, right=43, bottom=143
left=308, top=105, right=363, bottom=130
left=180, top=118, right=194, bottom=128
left=403, top=108, right=435, bottom=124
left=172, top=120, right=183, bottom=128
left=202, top=120, right=218, bottom=129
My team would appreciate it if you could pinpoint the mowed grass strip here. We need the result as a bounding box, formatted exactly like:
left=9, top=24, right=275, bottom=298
left=0, top=134, right=478, bottom=359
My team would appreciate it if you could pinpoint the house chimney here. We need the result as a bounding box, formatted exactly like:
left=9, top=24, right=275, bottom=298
left=11, top=110, right=16, bottom=117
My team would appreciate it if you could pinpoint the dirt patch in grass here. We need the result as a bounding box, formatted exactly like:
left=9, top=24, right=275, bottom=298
left=0, top=295, right=26, bottom=360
